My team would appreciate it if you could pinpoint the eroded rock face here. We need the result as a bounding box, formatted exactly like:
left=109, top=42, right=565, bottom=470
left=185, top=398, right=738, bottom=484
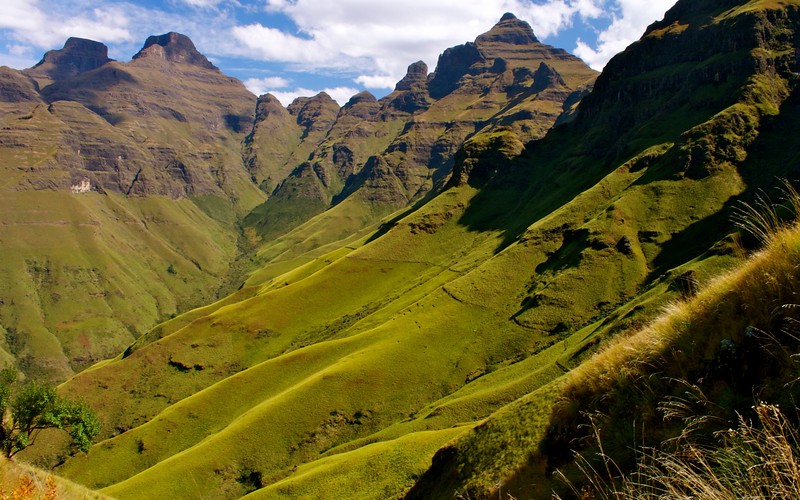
left=245, top=13, right=599, bottom=241
left=24, top=38, right=112, bottom=86
left=288, top=93, right=340, bottom=138
left=387, top=61, right=431, bottom=114
left=340, top=91, right=380, bottom=121
left=428, top=43, right=485, bottom=99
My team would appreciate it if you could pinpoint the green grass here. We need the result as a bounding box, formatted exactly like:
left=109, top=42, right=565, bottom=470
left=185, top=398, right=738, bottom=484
left=0, top=190, right=241, bottom=380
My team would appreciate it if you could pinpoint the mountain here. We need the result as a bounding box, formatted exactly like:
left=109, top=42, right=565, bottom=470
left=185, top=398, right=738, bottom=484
left=242, top=13, right=597, bottom=246
left=0, top=33, right=263, bottom=380
left=28, top=1, right=800, bottom=499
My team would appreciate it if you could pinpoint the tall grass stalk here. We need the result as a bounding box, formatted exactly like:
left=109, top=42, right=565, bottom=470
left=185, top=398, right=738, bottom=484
left=732, top=180, right=800, bottom=247
left=556, top=403, right=800, bottom=499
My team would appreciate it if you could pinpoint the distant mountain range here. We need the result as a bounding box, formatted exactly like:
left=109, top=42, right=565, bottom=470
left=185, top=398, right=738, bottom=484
left=0, top=14, right=595, bottom=381
left=4, top=0, right=800, bottom=498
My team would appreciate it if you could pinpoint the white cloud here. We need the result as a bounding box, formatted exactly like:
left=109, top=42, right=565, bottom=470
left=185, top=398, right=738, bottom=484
left=244, top=76, right=291, bottom=95
left=355, top=74, right=398, bottom=90
left=181, top=0, right=225, bottom=7
left=0, top=1, right=132, bottom=50
left=573, top=0, right=675, bottom=69
left=267, top=86, right=360, bottom=107
left=232, top=23, right=332, bottom=63
left=235, top=0, right=616, bottom=90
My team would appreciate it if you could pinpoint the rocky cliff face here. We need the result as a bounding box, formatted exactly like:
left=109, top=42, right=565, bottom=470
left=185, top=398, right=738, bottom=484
left=3, top=33, right=262, bottom=206
left=24, top=38, right=112, bottom=87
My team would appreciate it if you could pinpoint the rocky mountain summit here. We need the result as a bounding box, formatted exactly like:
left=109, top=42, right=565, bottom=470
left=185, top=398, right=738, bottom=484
left=133, top=32, right=217, bottom=69
left=243, top=13, right=598, bottom=243
left=24, top=37, right=113, bottom=87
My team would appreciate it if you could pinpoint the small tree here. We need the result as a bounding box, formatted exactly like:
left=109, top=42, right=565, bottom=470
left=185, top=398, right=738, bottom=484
left=0, top=368, right=100, bottom=458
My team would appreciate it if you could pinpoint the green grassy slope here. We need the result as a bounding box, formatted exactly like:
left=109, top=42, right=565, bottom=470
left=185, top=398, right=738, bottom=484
left=0, top=191, right=239, bottom=381
left=35, top=1, right=800, bottom=498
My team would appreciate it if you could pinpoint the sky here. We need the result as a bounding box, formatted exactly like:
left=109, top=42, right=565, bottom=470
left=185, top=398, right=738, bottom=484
left=0, top=0, right=677, bottom=106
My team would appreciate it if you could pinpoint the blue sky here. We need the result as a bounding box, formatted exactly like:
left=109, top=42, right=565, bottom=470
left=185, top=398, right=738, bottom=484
left=0, top=0, right=677, bottom=105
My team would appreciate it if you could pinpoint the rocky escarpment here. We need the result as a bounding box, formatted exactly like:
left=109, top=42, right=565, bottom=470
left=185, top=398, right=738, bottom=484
left=0, top=33, right=263, bottom=380
left=574, top=0, right=793, bottom=163
left=2, top=32, right=261, bottom=204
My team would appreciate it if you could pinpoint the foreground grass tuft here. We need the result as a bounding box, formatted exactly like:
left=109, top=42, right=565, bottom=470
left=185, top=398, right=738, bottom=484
left=558, top=402, right=800, bottom=500
left=0, top=457, right=109, bottom=500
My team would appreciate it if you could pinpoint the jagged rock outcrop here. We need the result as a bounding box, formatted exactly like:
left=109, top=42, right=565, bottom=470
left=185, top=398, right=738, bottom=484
left=288, top=92, right=340, bottom=138
left=133, top=32, right=217, bottom=69
left=478, top=12, right=540, bottom=45
left=386, top=61, right=431, bottom=113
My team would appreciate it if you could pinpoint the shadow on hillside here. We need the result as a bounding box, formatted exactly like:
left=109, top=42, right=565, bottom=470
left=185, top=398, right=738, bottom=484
left=456, top=126, right=615, bottom=253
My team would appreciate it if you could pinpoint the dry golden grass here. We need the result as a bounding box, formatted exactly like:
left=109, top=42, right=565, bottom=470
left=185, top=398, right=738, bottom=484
left=557, top=402, right=800, bottom=500
left=0, top=457, right=108, bottom=500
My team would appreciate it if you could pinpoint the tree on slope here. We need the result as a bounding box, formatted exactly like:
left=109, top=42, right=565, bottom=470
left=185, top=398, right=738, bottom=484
left=0, top=368, right=99, bottom=458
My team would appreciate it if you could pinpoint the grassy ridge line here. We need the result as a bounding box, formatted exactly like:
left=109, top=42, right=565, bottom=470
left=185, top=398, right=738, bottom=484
left=248, top=427, right=469, bottom=499
left=95, top=291, right=529, bottom=499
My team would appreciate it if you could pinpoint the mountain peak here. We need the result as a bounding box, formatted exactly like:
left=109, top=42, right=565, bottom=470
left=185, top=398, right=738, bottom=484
left=395, top=61, right=428, bottom=91
left=133, top=32, right=216, bottom=69
left=25, top=37, right=112, bottom=83
left=477, top=12, right=539, bottom=46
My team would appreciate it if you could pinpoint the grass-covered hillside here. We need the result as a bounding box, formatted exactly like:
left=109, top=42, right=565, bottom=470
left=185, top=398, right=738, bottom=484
left=31, top=0, right=800, bottom=498
left=0, top=16, right=594, bottom=384
left=0, top=33, right=265, bottom=381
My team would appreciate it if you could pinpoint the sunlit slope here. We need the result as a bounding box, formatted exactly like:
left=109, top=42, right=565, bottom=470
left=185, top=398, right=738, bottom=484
left=53, top=0, right=800, bottom=498
left=0, top=34, right=266, bottom=381
left=60, top=144, right=745, bottom=499
left=406, top=0, right=800, bottom=496
left=0, top=191, right=239, bottom=381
